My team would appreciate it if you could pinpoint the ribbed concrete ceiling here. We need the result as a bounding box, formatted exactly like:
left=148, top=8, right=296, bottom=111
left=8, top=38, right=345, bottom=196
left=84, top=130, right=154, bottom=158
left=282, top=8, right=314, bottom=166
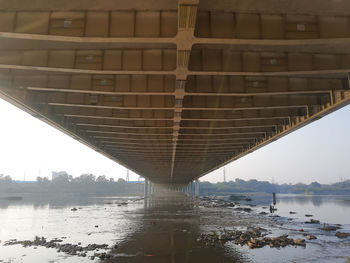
left=0, top=0, right=350, bottom=183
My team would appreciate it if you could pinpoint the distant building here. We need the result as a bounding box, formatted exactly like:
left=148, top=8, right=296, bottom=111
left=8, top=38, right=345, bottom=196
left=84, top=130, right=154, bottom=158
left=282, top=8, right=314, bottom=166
left=52, top=171, right=69, bottom=180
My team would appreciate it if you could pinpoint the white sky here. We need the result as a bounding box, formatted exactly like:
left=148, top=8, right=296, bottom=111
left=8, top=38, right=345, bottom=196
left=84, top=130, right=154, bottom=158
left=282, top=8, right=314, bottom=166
left=0, top=98, right=349, bottom=184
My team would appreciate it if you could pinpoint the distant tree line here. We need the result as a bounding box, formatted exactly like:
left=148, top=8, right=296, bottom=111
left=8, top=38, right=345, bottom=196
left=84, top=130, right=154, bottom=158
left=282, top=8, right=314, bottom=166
left=1, top=173, right=350, bottom=196
left=0, top=173, right=144, bottom=196
left=199, top=179, right=350, bottom=195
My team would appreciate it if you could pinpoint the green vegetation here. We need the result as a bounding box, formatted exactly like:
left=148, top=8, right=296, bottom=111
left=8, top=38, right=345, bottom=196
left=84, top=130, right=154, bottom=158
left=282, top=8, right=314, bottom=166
left=0, top=173, right=144, bottom=196
left=1, top=174, right=350, bottom=196
left=199, top=179, right=350, bottom=195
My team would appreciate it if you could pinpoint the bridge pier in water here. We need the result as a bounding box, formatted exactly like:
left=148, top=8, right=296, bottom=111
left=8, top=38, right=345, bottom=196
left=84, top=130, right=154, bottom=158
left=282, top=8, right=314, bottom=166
left=144, top=179, right=200, bottom=198
left=181, top=180, right=200, bottom=197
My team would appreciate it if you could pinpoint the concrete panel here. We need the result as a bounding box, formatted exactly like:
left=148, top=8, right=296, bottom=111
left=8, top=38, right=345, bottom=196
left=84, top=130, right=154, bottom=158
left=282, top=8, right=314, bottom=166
left=131, top=75, right=147, bottom=92
left=213, top=75, right=229, bottom=92
left=138, top=95, right=151, bottom=107
left=309, top=79, right=330, bottom=90
left=286, top=15, right=318, bottom=39
left=148, top=75, right=164, bottom=92
left=0, top=51, right=21, bottom=64
left=71, top=75, right=91, bottom=90
left=196, top=75, right=212, bottom=92
left=135, top=11, right=160, bottom=37
left=102, top=95, right=122, bottom=106
left=48, top=50, right=75, bottom=68
left=110, top=11, right=135, bottom=37
left=195, top=11, right=210, bottom=37
left=202, top=49, right=221, bottom=71
left=50, top=12, right=85, bottom=36
left=222, top=51, right=241, bottom=72
left=69, top=93, right=85, bottom=104
left=210, top=12, right=235, bottom=38
left=161, top=11, right=177, bottom=37
left=0, top=12, right=15, bottom=32
left=143, top=49, right=162, bottom=70
left=288, top=53, right=313, bottom=71
left=47, top=75, right=70, bottom=88
left=289, top=78, right=308, bottom=91
left=115, top=75, right=131, bottom=92
left=219, top=97, right=233, bottom=108
left=162, top=49, right=176, bottom=70
left=165, top=96, right=174, bottom=107
left=261, top=53, right=287, bottom=72
left=205, top=97, right=216, bottom=108
left=92, top=76, right=115, bottom=92
left=124, top=95, right=137, bottom=106
left=122, top=50, right=142, bottom=70
left=103, top=50, right=122, bottom=70
left=14, top=75, right=46, bottom=88
left=236, top=14, right=260, bottom=39
left=313, top=54, right=338, bottom=70
left=75, top=50, right=103, bottom=70
left=261, top=15, right=284, bottom=39
left=242, top=52, right=260, bottom=72
left=340, top=54, right=350, bottom=69
left=185, top=76, right=196, bottom=92
left=246, top=77, right=267, bottom=92
left=164, top=76, right=175, bottom=92
left=229, top=76, right=245, bottom=92
left=189, top=49, right=202, bottom=71
left=319, top=16, right=350, bottom=38
left=22, top=50, right=48, bottom=66
left=151, top=95, right=165, bottom=107
left=268, top=78, right=288, bottom=92
left=16, top=12, right=49, bottom=34
left=85, top=12, right=109, bottom=37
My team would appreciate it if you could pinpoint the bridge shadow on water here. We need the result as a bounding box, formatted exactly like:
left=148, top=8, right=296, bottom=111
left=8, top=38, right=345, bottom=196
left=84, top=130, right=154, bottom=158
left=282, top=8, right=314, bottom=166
left=106, top=193, right=245, bottom=263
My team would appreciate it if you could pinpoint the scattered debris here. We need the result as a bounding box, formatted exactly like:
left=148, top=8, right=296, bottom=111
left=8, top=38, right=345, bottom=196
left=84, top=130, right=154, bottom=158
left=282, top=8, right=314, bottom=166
left=198, top=197, right=235, bottom=208
left=305, top=219, right=320, bottom=224
left=293, top=238, right=306, bottom=246
left=3, top=236, right=110, bottom=258
left=90, top=252, right=113, bottom=260
left=335, top=232, right=350, bottom=239
left=197, top=227, right=306, bottom=249
left=235, top=207, right=252, bottom=212
left=307, top=235, right=317, bottom=240
left=321, top=225, right=341, bottom=231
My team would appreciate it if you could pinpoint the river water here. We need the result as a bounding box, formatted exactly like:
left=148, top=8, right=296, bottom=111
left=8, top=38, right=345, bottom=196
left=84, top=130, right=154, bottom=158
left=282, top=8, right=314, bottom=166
left=0, top=193, right=349, bottom=263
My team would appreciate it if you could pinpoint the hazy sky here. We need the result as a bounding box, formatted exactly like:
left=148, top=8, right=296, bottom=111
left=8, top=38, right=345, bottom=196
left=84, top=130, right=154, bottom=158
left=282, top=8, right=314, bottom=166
left=0, top=98, right=349, bottom=184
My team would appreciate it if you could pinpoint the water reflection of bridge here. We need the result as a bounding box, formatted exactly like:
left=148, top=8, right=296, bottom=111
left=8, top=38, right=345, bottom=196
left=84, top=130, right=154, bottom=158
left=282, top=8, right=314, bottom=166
left=0, top=0, right=350, bottom=185
left=106, top=194, right=243, bottom=263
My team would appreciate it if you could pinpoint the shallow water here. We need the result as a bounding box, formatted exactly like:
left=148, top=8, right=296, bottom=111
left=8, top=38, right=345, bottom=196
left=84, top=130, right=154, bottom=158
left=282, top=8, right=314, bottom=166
left=0, top=193, right=349, bottom=263
left=275, top=194, right=350, bottom=225
left=0, top=195, right=143, bottom=262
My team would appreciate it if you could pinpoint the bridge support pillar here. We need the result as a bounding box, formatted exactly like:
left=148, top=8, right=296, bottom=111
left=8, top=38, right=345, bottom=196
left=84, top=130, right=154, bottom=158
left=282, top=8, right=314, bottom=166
left=144, top=179, right=149, bottom=198
left=195, top=180, right=199, bottom=197
left=149, top=182, right=154, bottom=196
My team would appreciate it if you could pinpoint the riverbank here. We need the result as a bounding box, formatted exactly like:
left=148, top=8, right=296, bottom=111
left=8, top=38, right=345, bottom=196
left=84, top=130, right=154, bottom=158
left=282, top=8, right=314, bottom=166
left=0, top=193, right=349, bottom=263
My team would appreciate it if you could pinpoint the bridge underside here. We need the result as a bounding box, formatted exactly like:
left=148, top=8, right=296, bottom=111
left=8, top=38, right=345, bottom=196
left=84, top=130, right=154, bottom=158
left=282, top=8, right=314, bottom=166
left=0, top=0, right=350, bottom=184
